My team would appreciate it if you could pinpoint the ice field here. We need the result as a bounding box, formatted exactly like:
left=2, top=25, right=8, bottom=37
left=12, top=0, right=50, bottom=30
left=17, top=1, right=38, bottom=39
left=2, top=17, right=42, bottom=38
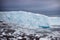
left=0, top=11, right=60, bottom=40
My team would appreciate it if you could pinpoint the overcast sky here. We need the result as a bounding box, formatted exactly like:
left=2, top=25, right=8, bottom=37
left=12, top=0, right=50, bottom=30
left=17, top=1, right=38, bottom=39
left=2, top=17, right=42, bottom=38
left=0, top=0, right=60, bottom=16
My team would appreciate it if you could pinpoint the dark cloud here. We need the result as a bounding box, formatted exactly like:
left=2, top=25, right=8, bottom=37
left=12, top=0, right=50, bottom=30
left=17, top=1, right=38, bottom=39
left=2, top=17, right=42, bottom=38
left=0, top=0, right=60, bottom=16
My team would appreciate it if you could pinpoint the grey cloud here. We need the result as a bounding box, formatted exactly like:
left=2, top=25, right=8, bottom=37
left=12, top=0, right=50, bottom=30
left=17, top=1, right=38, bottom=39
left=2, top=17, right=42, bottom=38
left=0, top=0, right=60, bottom=16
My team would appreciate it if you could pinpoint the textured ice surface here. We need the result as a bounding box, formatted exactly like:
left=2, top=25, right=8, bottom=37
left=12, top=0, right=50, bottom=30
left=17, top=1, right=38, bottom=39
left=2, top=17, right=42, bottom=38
left=48, top=17, right=60, bottom=25
left=0, top=11, right=49, bottom=29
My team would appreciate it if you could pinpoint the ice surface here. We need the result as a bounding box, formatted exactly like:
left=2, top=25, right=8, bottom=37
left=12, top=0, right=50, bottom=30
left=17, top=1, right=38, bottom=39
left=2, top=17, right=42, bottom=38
left=0, top=11, right=49, bottom=29
left=0, top=11, right=60, bottom=38
left=48, top=17, right=60, bottom=25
